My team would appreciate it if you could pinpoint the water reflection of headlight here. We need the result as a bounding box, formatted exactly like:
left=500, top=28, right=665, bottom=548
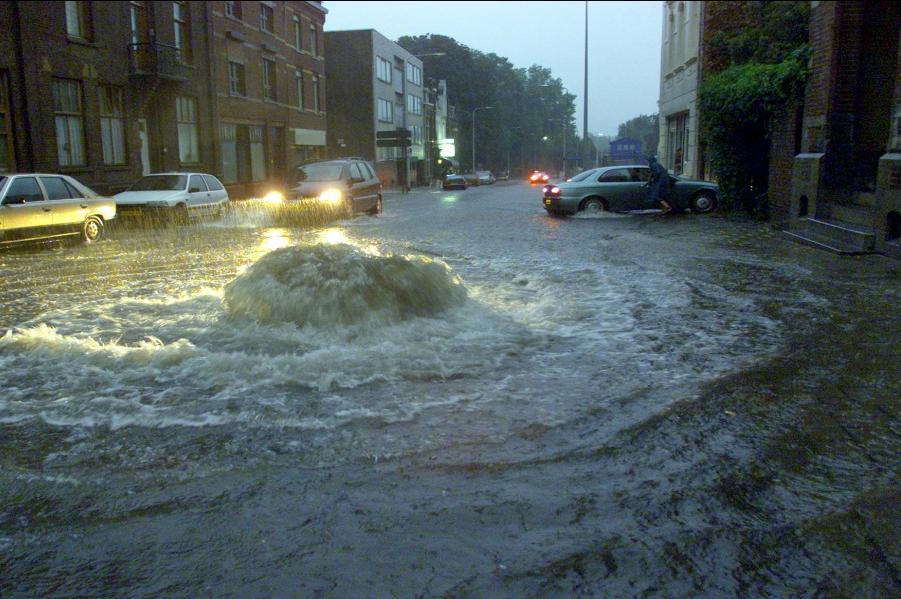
left=318, top=188, right=343, bottom=204
left=262, top=190, right=285, bottom=204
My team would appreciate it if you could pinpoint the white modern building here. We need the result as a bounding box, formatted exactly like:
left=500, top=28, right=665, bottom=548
left=657, top=1, right=703, bottom=178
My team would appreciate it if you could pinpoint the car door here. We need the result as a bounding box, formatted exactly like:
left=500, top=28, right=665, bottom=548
left=354, top=161, right=378, bottom=210
left=596, top=168, right=638, bottom=211
left=39, top=176, right=88, bottom=231
left=0, top=176, right=51, bottom=241
left=202, top=175, right=228, bottom=205
left=187, top=174, right=209, bottom=208
left=628, top=167, right=655, bottom=209
left=347, top=162, right=367, bottom=212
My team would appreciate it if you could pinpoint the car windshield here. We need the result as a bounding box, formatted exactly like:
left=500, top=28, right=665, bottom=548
left=297, top=163, right=344, bottom=182
left=567, top=169, right=598, bottom=182
left=129, top=175, right=187, bottom=191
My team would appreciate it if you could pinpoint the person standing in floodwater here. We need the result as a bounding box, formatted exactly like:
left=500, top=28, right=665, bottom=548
left=646, top=156, right=673, bottom=214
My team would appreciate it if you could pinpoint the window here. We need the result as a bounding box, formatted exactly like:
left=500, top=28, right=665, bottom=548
left=249, top=125, right=265, bottom=181
left=293, top=15, right=302, bottom=50
left=40, top=177, right=76, bottom=200
left=202, top=175, right=224, bottom=191
left=225, top=1, right=242, bottom=19
left=52, top=79, right=86, bottom=167
left=295, top=71, right=305, bottom=110
left=411, top=125, right=423, bottom=145
left=129, top=1, right=148, bottom=45
left=377, top=98, right=393, bottom=123
left=99, top=85, right=126, bottom=165
left=188, top=175, right=208, bottom=193
left=407, top=94, right=422, bottom=116
left=176, top=96, right=199, bottom=164
left=0, top=71, right=13, bottom=172
left=376, top=57, right=392, bottom=83
left=350, top=163, right=364, bottom=181
left=65, top=1, right=91, bottom=41
left=406, top=63, right=422, bottom=86
left=220, top=123, right=266, bottom=184
left=262, top=59, right=276, bottom=101
left=630, top=167, right=651, bottom=183
left=173, top=1, right=192, bottom=63
left=5, top=177, right=43, bottom=203
left=228, top=61, right=246, bottom=96
left=599, top=168, right=631, bottom=183
left=309, top=22, right=318, bottom=56
left=260, top=3, right=273, bottom=33
left=666, top=112, right=689, bottom=175
left=312, top=75, right=320, bottom=112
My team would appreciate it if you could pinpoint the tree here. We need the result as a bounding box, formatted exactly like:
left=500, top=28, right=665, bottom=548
left=616, top=114, right=659, bottom=155
left=698, top=1, right=810, bottom=213
left=397, top=34, right=577, bottom=173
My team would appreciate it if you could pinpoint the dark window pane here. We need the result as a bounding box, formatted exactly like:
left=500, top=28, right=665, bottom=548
left=39, top=177, right=72, bottom=200
left=6, top=177, right=43, bottom=203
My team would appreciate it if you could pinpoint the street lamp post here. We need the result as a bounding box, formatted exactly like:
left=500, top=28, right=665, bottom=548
left=472, top=106, right=493, bottom=173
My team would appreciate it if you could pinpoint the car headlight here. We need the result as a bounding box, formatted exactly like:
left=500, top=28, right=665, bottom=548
left=318, top=188, right=343, bottom=204
left=262, top=190, right=285, bottom=204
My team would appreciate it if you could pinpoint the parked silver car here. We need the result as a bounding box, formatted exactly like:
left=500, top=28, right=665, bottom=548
left=114, top=173, right=229, bottom=222
left=0, top=174, right=116, bottom=247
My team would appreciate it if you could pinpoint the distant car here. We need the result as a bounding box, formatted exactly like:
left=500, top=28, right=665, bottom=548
left=0, top=173, right=116, bottom=246
left=443, top=174, right=467, bottom=190
left=284, top=158, right=382, bottom=216
left=114, top=173, right=229, bottom=222
left=476, top=170, right=496, bottom=185
left=542, top=165, right=719, bottom=216
left=529, top=171, right=550, bottom=185
left=496, top=171, right=510, bottom=181
left=462, top=172, right=481, bottom=186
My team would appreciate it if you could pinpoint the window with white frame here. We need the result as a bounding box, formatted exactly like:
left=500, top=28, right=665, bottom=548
left=377, top=98, right=393, bottom=123
left=309, top=22, right=318, bottom=56
left=296, top=71, right=305, bottom=110
left=176, top=96, right=199, bottom=163
left=259, top=3, right=273, bottom=33
left=99, top=85, right=126, bottom=165
left=407, top=94, right=422, bottom=116
left=312, top=75, right=320, bottom=112
left=173, top=1, right=192, bottom=63
left=52, top=78, right=86, bottom=166
left=228, top=61, right=245, bottom=96
left=293, top=15, right=302, bottom=50
left=411, top=125, right=423, bottom=145
left=65, top=1, right=92, bottom=41
left=406, top=63, right=422, bottom=86
left=376, top=57, right=392, bottom=83
left=225, top=1, right=242, bottom=19
left=262, top=58, right=276, bottom=101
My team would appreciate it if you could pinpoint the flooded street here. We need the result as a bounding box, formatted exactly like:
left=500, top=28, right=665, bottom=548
left=1, top=182, right=899, bottom=596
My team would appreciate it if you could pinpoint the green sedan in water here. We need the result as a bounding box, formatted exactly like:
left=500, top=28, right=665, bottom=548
left=542, top=165, right=719, bottom=216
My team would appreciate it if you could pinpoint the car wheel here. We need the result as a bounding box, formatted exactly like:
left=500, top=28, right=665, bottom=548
left=581, top=197, right=607, bottom=215
left=368, top=194, right=383, bottom=216
left=690, top=191, right=717, bottom=213
left=81, top=216, right=104, bottom=243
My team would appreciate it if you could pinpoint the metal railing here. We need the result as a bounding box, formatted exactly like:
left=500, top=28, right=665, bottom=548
left=128, top=43, right=189, bottom=80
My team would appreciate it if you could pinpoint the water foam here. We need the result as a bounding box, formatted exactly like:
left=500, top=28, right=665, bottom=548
left=224, top=244, right=467, bottom=327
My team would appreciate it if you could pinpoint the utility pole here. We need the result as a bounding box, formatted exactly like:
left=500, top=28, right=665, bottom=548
left=583, top=0, right=589, bottom=145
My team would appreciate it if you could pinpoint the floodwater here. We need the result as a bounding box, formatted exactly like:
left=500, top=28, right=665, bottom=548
left=1, top=183, right=898, bottom=596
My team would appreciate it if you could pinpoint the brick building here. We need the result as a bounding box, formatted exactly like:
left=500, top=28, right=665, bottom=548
left=211, top=1, right=327, bottom=198
left=0, top=1, right=327, bottom=199
left=0, top=0, right=215, bottom=194
left=324, top=30, right=425, bottom=188
left=783, top=1, right=901, bottom=255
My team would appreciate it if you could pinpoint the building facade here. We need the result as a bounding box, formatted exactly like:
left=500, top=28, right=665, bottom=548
left=657, top=0, right=703, bottom=178
left=782, top=0, right=901, bottom=254
left=210, top=0, right=327, bottom=198
left=0, top=0, right=216, bottom=194
left=0, top=1, right=327, bottom=199
left=325, top=29, right=424, bottom=187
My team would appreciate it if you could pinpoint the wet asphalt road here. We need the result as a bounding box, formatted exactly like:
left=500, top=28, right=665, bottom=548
left=1, top=181, right=899, bottom=597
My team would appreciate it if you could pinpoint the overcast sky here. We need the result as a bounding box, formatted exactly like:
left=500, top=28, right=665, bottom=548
left=323, top=0, right=663, bottom=138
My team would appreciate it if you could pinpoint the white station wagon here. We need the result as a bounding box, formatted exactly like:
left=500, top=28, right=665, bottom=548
left=0, top=173, right=117, bottom=246
left=114, top=173, right=229, bottom=221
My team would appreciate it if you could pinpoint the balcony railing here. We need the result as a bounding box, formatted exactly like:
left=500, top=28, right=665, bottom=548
left=128, top=43, right=189, bottom=80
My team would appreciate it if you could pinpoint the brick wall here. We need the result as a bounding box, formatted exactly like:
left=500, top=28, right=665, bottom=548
left=768, top=103, right=802, bottom=222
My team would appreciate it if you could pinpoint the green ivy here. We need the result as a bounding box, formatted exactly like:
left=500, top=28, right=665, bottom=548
left=699, top=47, right=810, bottom=213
